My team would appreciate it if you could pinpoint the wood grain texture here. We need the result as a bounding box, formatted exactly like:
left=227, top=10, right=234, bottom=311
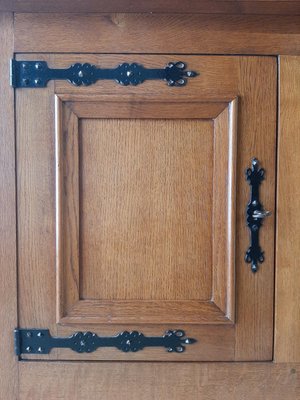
left=57, top=98, right=235, bottom=329
left=56, top=100, right=80, bottom=320
left=16, top=55, right=57, bottom=338
left=275, top=56, right=300, bottom=362
left=78, top=118, right=213, bottom=301
left=19, top=362, right=300, bottom=400
left=14, top=13, right=300, bottom=55
left=17, top=54, right=276, bottom=362
left=212, top=100, right=237, bottom=320
left=234, top=56, right=276, bottom=360
left=2, top=1, right=300, bottom=14
left=0, top=12, right=18, bottom=400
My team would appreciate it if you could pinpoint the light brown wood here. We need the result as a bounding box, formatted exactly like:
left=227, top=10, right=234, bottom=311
left=234, top=56, right=276, bottom=360
left=2, top=9, right=300, bottom=399
left=56, top=98, right=236, bottom=328
left=16, top=78, right=57, bottom=334
left=275, top=56, right=300, bottom=362
left=14, top=13, right=300, bottom=55
left=19, top=362, right=300, bottom=400
left=16, top=54, right=276, bottom=362
left=0, top=12, right=18, bottom=400
left=2, top=1, right=300, bottom=14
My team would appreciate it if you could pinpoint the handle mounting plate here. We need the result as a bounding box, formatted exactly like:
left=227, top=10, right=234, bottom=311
left=245, top=158, right=271, bottom=273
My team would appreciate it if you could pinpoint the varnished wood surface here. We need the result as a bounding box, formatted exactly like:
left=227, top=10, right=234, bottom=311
left=275, top=56, right=300, bottom=362
left=0, top=12, right=18, bottom=400
left=1, top=1, right=300, bottom=14
left=75, top=118, right=213, bottom=301
left=14, top=13, right=300, bottom=55
left=19, top=362, right=300, bottom=400
left=56, top=98, right=235, bottom=327
left=16, top=54, right=276, bottom=361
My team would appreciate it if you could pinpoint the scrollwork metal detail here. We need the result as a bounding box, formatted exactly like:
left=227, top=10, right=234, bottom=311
left=10, top=59, right=198, bottom=88
left=14, top=328, right=196, bottom=355
left=245, top=158, right=271, bottom=273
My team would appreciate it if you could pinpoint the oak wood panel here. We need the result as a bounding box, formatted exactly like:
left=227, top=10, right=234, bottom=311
left=17, top=54, right=276, bottom=361
left=79, top=118, right=213, bottom=301
left=16, top=64, right=58, bottom=360
left=14, top=13, right=300, bottom=55
left=0, top=12, right=18, bottom=400
left=212, top=101, right=237, bottom=320
left=234, top=56, right=276, bottom=360
left=2, top=1, right=300, bottom=14
left=63, top=301, right=231, bottom=325
left=19, top=362, right=300, bottom=400
left=56, top=100, right=80, bottom=320
left=275, top=56, right=300, bottom=362
left=69, top=101, right=229, bottom=119
left=56, top=97, right=236, bottom=327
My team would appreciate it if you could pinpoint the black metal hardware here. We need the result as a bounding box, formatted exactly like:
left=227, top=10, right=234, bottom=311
left=245, top=158, right=271, bottom=273
left=10, top=60, right=198, bottom=89
left=14, top=328, right=196, bottom=355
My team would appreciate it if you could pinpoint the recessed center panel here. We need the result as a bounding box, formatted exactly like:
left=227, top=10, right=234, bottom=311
left=78, top=118, right=213, bottom=301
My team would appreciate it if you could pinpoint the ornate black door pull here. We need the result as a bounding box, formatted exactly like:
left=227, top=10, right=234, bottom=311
left=10, top=60, right=198, bottom=88
left=14, top=328, right=196, bottom=355
left=245, top=158, right=271, bottom=272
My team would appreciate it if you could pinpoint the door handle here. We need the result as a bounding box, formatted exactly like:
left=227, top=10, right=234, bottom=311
left=245, top=158, right=271, bottom=273
left=252, top=209, right=272, bottom=219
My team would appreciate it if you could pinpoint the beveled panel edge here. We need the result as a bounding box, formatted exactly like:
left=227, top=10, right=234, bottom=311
left=211, top=97, right=238, bottom=323
left=55, top=96, right=81, bottom=323
left=55, top=96, right=236, bottom=327
left=59, top=300, right=233, bottom=325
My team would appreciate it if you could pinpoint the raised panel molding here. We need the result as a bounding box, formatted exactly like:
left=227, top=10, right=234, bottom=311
left=55, top=96, right=237, bottom=326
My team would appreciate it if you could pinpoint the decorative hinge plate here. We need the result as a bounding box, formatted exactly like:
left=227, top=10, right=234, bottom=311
left=10, top=60, right=198, bottom=89
left=14, top=328, right=196, bottom=355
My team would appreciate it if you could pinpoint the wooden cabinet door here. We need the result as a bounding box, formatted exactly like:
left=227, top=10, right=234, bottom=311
left=16, top=54, right=276, bottom=363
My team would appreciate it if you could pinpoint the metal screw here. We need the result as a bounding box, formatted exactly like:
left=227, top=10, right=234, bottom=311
left=22, top=78, right=30, bottom=86
left=78, top=70, right=84, bottom=78
left=37, top=347, right=43, bottom=352
left=175, top=330, right=184, bottom=337
left=34, top=78, right=42, bottom=85
left=167, top=347, right=173, bottom=352
left=126, top=71, right=133, bottom=77
left=178, top=79, right=185, bottom=85
left=26, top=346, right=32, bottom=352
left=126, top=340, right=131, bottom=345
left=37, top=332, right=43, bottom=337
left=80, top=340, right=86, bottom=347
left=176, top=346, right=184, bottom=352
left=26, top=332, right=32, bottom=338
left=22, top=63, right=27, bottom=69
left=35, top=62, right=42, bottom=70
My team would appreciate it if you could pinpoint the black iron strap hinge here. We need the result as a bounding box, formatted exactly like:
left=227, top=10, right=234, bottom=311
left=10, top=60, right=198, bottom=89
left=14, top=328, right=196, bottom=355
